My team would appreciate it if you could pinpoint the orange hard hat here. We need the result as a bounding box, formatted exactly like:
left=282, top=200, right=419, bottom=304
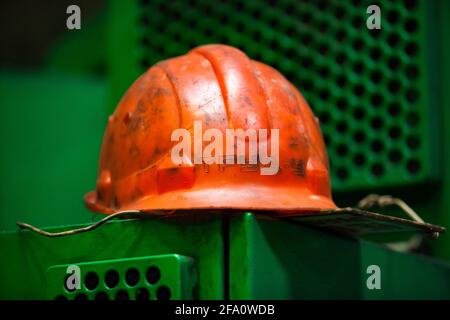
left=85, top=44, right=337, bottom=214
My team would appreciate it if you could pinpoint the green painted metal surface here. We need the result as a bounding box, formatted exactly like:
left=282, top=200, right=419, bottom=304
left=0, top=72, right=107, bottom=231
left=0, top=216, right=224, bottom=299
left=47, top=254, right=198, bottom=300
left=229, top=213, right=450, bottom=299
left=2, top=213, right=449, bottom=299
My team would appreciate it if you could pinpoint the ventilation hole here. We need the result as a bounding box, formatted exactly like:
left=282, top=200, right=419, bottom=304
left=387, top=10, right=399, bottom=24
left=353, top=153, right=366, bottom=166
left=369, top=28, right=381, bottom=38
left=303, top=80, right=315, bottom=91
left=319, top=66, right=330, bottom=78
left=353, top=84, right=364, bottom=96
left=388, top=103, right=401, bottom=117
left=74, top=293, right=88, bottom=301
left=337, top=144, right=348, bottom=156
left=388, top=80, right=401, bottom=93
left=337, top=75, right=347, bottom=88
left=407, top=111, right=420, bottom=126
left=404, top=0, right=418, bottom=10
left=335, top=29, right=347, bottom=42
left=286, top=48, right=296, bottom=60
left=353, top=130, right=366, bottom=143
left=371, top=140, right=384, bottom=153
left=405, top=18, right=418, bottom=32
left=335, top=6, right=345, bottom=19
left=371, top=116, right=383, bottom=130
left=352, top=38, right=364, bottom=51
left=319, top=112, right=330, bottom=124
left=318, top=43, right=329, bottom=55
left=140, top=58, right=150, bottom=70
left=337, top=167, right=349, bottom=180
left=146, top=266, right=161, bottom=285
left=353, top=108, right=366, bottom=120
left=115, top=290, right=130, bottom=301
left=353, top=62, right=364, bottom=74
left=405, top=42, right=419, bottom=56
left=319, top=89, right=330, bottom=101
left=302, top=57, right=313, bottom=68
left=336, top=52, right=347, bottom=64
left=352, top=16, right=363, bottom=28
left=370, top=48, right=382, bottom=61
left=388, top=57, right=400, bottom=70
left=173, top=33, right=181, bottom=42
left=55, top=295, right=67, bottom=301
left=324, top=134, right=330, bottom=146
left=235, top=20, right=246, bottom=33
left=139, top=16, right=150, bottom=27
left=407, top=159, right=421, bottom=174
left=95, top=292, right=109, bottom=300
left=336, top=121, right=348, bottom=133
left=407, top=135, right=420, bottom=149
left=337, top=98, right=347, bottom=110
left=387, top=33, right=400, bottom=47
left=370, top=71, right=382, bottom=84
left=406, top=65, right=419, bottom=78
left=371, top=163, right=385, bottom=177
left=251, top=8, right=262, bottom=19
left=125, top=268, right=140, bottom=287
left=389, top=126, right=402, bottom=139
left=406, top=89, right=419, bottom=102
left=85, top=272, right=99, bottom=291
left=302, top=34, right=313, bottom=46
left=136, top=288, right=150, bottom=300
left=157, top=286, right=171, bottom=300
left=389, top=150, right=403, bottom=163
left=371, top=94, right=383, bottom=107
left=105, top=270, right=120, bottom=289
left=140, top=37, right=149, bottom=48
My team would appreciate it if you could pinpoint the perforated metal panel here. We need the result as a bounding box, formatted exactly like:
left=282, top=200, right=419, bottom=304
left=109, top=0, right=440, bottom=191
left=47, top=254, right=198, bottom=300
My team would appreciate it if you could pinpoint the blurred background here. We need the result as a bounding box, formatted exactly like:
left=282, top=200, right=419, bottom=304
left=0, top=0, right=449, bottom=261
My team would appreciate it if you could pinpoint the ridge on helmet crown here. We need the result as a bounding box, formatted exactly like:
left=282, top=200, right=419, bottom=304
left=85, top=44, right=336, bottom=214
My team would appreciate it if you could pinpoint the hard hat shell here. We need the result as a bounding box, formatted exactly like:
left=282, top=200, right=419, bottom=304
left=85, top=44, right=336, bottom=214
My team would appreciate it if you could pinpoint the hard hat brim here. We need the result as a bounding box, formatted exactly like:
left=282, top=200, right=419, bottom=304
left=84, top=184, right=337, bottom=214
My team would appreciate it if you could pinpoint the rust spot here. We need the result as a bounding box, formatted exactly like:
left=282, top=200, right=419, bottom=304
left=288, top=137, right=300, bottom=149
left=129, top=144, right=140, bottom=157
left=107, top=133, right=115, bottom=145
left=243, top=95, right=253, bottom=107
left=123, top=112, right=132, bottom=125
left=152, top=146, right=162, bottom=158
left=136, top=99, right=147, bottom=113
left=128, top=115, right=143, bottom=132
left=290, top=159, right=306, bottom=177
